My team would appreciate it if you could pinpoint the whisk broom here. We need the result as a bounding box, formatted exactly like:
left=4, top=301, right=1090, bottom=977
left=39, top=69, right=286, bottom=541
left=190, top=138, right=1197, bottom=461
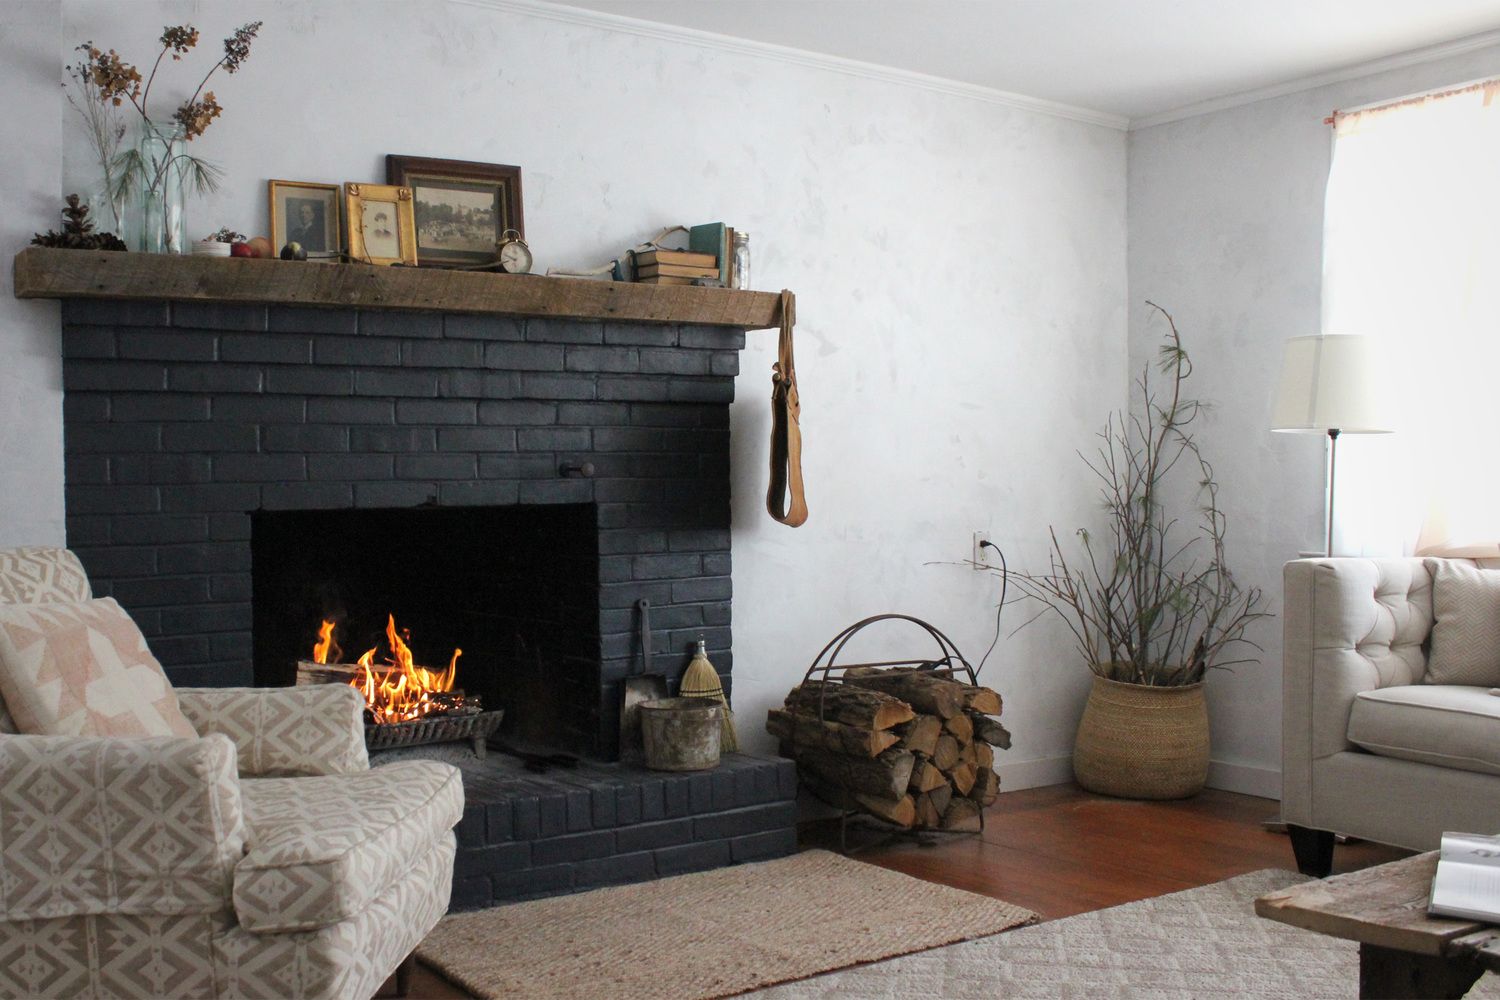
left=680, top=638, right=737, bottom=752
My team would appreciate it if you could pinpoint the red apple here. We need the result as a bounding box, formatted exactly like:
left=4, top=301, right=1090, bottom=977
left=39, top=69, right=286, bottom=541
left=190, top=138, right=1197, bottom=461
left=229, top=242, right=255, bottom=258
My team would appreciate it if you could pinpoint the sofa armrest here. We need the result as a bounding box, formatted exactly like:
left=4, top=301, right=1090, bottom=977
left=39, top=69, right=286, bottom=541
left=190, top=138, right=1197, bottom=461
left=175, top=685, right=369, bottom=777
left=1281, top=558, right=1432, bottom=822
left=0, top=733, right=244, bottom=921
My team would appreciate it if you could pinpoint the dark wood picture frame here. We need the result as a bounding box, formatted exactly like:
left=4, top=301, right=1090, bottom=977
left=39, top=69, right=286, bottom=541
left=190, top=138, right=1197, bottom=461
left=385, top=155, right=524, bottom=268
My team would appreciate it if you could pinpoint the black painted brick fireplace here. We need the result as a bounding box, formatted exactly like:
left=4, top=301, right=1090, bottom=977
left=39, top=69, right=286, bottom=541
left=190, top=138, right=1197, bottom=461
left=58, top=298, right=745, bottom=760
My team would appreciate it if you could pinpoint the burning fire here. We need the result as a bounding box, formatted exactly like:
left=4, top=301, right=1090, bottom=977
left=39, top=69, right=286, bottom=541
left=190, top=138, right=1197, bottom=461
left=314, top=616, right=461, bottom=725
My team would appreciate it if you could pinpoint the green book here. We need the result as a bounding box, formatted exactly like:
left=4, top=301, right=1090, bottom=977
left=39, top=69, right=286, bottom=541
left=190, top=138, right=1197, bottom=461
left=688, top=223, right=730, bottom=285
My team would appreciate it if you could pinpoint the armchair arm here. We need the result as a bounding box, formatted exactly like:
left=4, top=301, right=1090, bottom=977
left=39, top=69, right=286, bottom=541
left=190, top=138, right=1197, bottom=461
left=1281, top=558, right=1431, bottom=821
left=175, top=684, right=369, bottom=777
left=0, top=733, right=244, bottom=921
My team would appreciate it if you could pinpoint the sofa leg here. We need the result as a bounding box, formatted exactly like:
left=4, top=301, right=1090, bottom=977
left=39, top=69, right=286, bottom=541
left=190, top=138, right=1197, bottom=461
left=1289, top=825, right=1335, bottom=877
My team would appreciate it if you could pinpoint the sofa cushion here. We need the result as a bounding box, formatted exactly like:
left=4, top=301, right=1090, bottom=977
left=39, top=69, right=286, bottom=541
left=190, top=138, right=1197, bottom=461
left=1348, top=684, right=1500, bottom=777
left=0, top=546, right=93, bottom=605
left=1424, top=559, right=1500, bottom=686
left=234, top=760, right=463, bottom=933
left=0, top=597, right=197, bottom=738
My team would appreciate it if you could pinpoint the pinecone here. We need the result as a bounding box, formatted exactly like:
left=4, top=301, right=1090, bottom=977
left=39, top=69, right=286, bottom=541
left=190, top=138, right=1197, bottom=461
left=32, top=194, right=127, bottom=251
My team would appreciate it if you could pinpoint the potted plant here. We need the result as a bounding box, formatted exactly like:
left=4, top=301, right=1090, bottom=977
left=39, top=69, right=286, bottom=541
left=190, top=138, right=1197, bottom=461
left=1012, top=303, right=1271, bottom=799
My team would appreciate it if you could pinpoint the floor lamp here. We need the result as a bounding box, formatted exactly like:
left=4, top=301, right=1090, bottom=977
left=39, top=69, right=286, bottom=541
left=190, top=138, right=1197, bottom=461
left=1271, top=335, right=1392, bottom=557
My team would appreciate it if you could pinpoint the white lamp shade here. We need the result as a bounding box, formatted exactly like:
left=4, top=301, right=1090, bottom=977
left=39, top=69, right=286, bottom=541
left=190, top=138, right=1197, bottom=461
left=1270, top=335, right=1393, bottom=434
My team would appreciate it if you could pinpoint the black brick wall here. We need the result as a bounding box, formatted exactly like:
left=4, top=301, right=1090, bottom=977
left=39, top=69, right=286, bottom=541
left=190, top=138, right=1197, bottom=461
left=60, top=300, right=746, bottom=759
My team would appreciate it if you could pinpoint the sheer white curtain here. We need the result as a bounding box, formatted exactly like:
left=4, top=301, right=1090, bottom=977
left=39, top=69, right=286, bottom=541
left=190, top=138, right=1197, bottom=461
left=1322, top=80, right=1500, bottom=557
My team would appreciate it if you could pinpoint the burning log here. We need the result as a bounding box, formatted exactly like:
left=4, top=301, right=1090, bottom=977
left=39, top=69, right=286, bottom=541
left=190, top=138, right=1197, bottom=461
left=297, top=615, right=470, bottom=725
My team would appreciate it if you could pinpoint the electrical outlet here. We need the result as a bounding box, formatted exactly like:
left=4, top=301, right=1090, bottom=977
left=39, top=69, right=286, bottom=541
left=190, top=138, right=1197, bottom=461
left=972, top=530, right=991, bottom=569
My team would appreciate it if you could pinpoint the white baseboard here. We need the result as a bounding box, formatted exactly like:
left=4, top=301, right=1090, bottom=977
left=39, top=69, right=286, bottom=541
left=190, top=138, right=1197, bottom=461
left=1206, top=759, right=1281, bottom=800
left=996, top=753, right=1075, bottom=791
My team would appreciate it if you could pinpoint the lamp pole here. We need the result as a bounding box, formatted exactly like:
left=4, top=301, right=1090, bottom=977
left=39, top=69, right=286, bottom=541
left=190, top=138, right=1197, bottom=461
left=1326, top=428, right=1340, bottom=558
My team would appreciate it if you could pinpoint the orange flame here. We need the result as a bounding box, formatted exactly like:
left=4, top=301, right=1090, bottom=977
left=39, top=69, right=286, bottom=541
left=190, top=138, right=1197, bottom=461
left=312, top=619, right=339, bottom=665
left=348, top=614, right=460, bottom=724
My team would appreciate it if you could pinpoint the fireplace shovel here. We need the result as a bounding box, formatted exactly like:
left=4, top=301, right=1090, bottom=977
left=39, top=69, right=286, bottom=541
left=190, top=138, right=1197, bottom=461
left=620, top=598, right=669, bottom=758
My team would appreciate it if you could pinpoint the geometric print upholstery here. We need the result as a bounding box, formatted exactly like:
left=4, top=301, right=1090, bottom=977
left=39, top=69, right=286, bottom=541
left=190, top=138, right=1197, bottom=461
left=176, top=685, right=370, bottom=777
left=0, top=733, right=245, bottom=922
left=1424, top=558, right=1500, bottom=686
left=0, top=598, right=198, bottom=739
left=0, top=546, right=94, bottom=734
left=0, top=546, right=93, bottom=605
left=235, top=761, right=463, bottom=933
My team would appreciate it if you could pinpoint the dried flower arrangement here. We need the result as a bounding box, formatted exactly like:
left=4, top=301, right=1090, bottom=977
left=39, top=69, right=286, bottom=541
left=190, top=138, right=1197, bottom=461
left=66, top=21, right=262, bottom=249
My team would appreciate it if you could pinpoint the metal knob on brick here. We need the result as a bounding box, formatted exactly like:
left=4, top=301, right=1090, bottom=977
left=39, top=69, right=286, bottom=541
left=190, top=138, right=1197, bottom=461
left=559, top=461, right=595, bottom=478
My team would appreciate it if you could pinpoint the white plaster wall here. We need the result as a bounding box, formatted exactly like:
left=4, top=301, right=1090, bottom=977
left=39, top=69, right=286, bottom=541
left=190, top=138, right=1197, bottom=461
left=5, top=0, right=1128, bottom=785
left=1128, top=44, right=1500, bottom=797
left=0, top=1, right=65, bottom=548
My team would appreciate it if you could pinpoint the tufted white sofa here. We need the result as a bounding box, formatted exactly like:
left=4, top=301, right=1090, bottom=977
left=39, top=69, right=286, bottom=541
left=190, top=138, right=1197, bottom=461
left=1282, top=557, right=1500, bottom=876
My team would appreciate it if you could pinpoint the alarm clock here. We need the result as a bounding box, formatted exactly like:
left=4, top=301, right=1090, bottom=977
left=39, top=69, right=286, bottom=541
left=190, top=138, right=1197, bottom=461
left=496, top=229, right=532, bottom=274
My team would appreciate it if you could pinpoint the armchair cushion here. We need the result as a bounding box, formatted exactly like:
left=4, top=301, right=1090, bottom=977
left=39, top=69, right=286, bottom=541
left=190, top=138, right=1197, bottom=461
left=233, top=760, right=463, bottom=933
left=1424, top=559, right=1500, bottom=686
left=1348, top=684, right=1500, bottom=777
left=0, top=546, right=91, bottom=605
left=0, top=597, right=196, bottom=738
left=0, top=733, right=245, bottom=922
left=176, top=685, right=369, bottom=777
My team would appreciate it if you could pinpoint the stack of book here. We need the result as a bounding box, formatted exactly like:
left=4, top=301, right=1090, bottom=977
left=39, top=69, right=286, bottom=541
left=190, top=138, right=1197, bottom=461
left=633, top=247, right=720, bottom=285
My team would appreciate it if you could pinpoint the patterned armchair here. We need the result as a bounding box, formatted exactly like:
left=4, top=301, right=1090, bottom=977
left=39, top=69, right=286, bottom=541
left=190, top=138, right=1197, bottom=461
left=0, top=547, right=464, bottom=999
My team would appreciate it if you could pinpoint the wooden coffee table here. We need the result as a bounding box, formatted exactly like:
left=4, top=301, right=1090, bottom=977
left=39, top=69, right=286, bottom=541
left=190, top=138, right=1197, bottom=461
left=1256, top=853, right=1500, bottom=998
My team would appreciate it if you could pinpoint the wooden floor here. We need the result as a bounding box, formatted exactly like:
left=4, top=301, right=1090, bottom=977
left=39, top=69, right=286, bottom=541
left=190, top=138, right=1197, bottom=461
left=399, top=783, right=1410, bottom=998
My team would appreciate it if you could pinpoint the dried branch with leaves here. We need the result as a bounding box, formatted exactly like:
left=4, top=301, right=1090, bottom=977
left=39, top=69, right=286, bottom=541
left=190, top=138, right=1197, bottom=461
left=1008, top=303, right=1271, bottom=686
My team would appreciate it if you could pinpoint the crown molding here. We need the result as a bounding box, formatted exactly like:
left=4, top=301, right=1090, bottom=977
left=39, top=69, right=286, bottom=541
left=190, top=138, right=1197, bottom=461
left=1131, top=27, right=1500, bottom=130
left=450, top=0, right=1130, bottom=131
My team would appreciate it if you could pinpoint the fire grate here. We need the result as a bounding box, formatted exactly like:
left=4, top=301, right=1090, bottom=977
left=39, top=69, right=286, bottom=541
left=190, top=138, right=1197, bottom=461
left=366, top=709, right=505, bottom=758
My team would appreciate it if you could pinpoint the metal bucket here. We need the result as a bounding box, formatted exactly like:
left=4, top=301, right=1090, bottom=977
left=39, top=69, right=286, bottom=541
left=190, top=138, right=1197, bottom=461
left=639, top=697, right=722, bottom=771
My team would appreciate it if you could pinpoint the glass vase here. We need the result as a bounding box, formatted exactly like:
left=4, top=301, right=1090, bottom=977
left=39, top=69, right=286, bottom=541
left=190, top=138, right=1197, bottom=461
left=129, top=120, right=188, bottom=254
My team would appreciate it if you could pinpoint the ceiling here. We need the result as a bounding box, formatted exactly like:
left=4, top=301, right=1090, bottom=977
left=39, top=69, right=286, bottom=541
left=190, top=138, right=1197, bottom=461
left=554, top=0, right=1500, bottom=124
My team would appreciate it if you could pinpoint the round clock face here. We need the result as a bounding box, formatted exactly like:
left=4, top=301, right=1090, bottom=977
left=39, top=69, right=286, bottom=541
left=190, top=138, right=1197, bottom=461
left=499, top=240, right=532, bottom=274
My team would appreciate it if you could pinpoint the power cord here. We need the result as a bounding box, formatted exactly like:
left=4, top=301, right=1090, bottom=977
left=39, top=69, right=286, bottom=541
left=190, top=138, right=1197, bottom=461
left=975, top=539, right=1007, bottom=679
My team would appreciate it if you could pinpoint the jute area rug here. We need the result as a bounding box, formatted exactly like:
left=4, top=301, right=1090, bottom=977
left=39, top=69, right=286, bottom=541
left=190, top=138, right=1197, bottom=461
left=747, top=869, right=1500, bottom=999
left=417, top=849, right=1036, bottom=999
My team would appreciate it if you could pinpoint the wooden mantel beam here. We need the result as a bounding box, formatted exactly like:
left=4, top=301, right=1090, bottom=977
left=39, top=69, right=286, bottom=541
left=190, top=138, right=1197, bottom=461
left=12, top=248, right=785, bottom=329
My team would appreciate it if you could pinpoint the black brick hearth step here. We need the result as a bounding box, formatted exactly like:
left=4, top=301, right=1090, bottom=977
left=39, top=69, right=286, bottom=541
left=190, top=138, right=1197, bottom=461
left=381, top=750, right=797, bottom=910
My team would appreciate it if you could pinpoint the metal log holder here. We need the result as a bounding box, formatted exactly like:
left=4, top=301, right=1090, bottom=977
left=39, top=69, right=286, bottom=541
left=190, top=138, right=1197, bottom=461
left=790, top=613, right=986, bottom=854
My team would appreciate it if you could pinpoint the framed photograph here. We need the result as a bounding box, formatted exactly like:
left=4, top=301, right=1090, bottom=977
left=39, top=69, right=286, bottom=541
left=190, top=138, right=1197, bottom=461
left=385, top=155, right=524, bottom=268
left=268, top=180, right=341, bottom=260
left=345, top=183, right=417, bottom=267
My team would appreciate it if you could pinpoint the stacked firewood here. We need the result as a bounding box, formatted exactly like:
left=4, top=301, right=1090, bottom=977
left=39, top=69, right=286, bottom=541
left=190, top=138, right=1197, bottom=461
left=767, top=667, right=1009, bottom=831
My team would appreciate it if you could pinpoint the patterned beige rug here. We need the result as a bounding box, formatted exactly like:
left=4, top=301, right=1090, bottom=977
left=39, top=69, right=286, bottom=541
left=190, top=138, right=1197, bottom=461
left=747, top=868, right=1500, bottom=998
left=417, top=849, right=1036, bottom=999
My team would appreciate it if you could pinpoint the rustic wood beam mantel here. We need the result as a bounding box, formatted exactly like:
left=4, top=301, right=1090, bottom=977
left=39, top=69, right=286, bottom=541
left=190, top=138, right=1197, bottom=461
left=12, top=247, right=784, bottom=329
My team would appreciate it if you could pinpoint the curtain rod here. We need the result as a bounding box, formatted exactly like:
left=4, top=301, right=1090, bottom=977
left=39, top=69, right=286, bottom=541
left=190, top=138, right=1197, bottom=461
left=1326, top=74, right=1500, bottom=126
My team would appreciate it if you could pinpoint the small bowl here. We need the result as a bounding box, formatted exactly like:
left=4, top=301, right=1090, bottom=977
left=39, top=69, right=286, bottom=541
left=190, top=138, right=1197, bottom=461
left=191, top=239, right=232, bottom=257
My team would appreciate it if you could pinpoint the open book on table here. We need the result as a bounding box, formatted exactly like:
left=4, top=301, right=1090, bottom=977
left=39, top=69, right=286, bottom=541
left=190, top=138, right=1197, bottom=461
left=1429, top=832, right=1500, bottom=922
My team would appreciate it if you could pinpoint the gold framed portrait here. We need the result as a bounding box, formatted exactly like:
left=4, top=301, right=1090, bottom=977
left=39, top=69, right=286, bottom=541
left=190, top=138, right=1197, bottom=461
left=268, top=180, right=342, bottom=261
left=345, top=183, right=417, bottom=266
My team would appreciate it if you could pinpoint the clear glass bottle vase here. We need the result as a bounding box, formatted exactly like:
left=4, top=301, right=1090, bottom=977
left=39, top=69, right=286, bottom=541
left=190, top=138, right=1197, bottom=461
left=129, top=120, right=188, bottom=254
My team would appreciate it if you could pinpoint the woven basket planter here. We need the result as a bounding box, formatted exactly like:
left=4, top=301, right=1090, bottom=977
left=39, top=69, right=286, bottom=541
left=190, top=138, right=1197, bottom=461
left=1072, top=674, right=1209, bottom=800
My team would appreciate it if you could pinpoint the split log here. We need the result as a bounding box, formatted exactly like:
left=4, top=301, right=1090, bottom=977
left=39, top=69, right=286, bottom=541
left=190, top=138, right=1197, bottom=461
left=908, top=758, right=949, bottom=794
left=800, top=770, right=916, bottom=828
left=844, top=668, right=964, bottom=719
left=973, top=740, right=994, bottom=771
left=933, top=734, right=961, bottom=771
left=947, top=761, right=977, bottom=797
left=914, top=793, right=942, bottom=829
left=970, top=713, right=1012, bottom=749
left=960, top=686, right=1003, bottom=715
left=941, top=797, right=982, bottom=832
left=969, top=766, right=1000, bottom=805
left=895, top=715, right=941, bottom=757
left=766, top=709, right=898, bottom=758
left=784, top=681, right=914, bottom=731
left=789, top=746, right=915, bottom=801
left=944, top=713, right=974, bottom=743
left=928, top=783, right=953, bottom=817
left=958, top=741, right=977, bottom=767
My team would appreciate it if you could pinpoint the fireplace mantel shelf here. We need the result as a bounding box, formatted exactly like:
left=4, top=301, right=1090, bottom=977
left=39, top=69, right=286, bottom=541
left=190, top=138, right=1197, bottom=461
left=12, top=247, right=786, bottom=329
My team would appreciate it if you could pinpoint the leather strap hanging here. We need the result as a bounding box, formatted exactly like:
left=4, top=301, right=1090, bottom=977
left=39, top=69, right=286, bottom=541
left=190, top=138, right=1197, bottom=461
left=767, top=290, right=808, bottom=527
